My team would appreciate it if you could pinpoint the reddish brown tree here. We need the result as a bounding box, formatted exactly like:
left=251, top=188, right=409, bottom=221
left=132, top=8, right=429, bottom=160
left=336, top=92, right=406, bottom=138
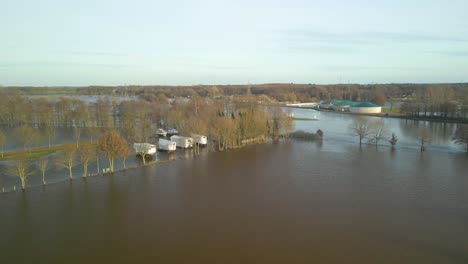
left=97, top=130, right=128, bottom=172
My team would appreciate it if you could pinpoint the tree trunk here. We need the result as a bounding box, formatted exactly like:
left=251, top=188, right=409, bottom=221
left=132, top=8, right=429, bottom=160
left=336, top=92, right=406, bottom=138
left=42, top=171, right=46, bottom=185
left=97, top=156, right=100, bottom=174
left=69, top=166, right=73, bottom=180
left=109, top=157, right=114, bottom=172
left=20, top=176, right=26, bottom=191
left=83, top=162, right=88, bottom=177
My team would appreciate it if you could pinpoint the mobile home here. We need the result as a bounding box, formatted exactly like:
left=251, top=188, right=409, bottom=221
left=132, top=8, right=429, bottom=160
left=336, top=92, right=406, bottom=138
left=170, top=135, right=194, bottom=149
left=192, top=134, right=208, bottom=146
left=158, top=138, right=177, bottom=152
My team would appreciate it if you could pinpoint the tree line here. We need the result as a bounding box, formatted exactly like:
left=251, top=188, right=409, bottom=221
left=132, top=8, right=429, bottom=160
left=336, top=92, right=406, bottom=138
left=2, top=83, right=467, bottom=104
left=0, top=94, right=292, bottom=191
left=349, top=117, right=467, bottom=152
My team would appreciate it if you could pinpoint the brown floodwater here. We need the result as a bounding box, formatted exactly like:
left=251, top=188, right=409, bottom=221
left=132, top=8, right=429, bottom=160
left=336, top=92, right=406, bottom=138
left=1, top=139, right=467, bottom=263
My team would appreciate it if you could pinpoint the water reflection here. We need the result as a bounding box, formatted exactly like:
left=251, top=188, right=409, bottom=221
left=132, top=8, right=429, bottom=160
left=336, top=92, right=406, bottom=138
left=0, top=140, right=467, bottom=263
left=290, top=108, right=461, bottom=152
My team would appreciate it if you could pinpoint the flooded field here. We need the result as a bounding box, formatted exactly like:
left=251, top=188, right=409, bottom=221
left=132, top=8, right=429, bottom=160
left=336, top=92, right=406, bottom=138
left=0, top=111, right=467, bottom=263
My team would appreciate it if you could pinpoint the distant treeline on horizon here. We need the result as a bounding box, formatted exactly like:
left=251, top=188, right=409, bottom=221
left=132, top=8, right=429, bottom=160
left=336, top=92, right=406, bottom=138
left=1, top=83, right=467, bottom=104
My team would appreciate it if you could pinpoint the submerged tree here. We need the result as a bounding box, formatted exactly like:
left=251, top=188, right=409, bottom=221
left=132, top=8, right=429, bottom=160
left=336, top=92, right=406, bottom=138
left=419, top=127, right=431, bottom=152
left=316, top=129, right=324, bottom=139
left=13, top=126, right=40, bottom=150
left=453, top=124, right=468, bottom=153
left=0, top=129, right=5, bottom=158
left=79, top=143, right=97, bottom=177
left=389, top=133, right=398, bottom=147
left=56, top=144, right=77, bottom=180
left=37, top=157, right=49, bottom=185
left=73, top=125, right=82, bottom=148
left=8, top=159, right=31, bottom=191
left=97, top=130, right=128, bottom=172
left=121, top=143, right=130, bottom=168
left=349, top=117, right=371, bottom=145
left=268, top=107, right=293, bottom=141
left=368, top=119, right=388, bottom=147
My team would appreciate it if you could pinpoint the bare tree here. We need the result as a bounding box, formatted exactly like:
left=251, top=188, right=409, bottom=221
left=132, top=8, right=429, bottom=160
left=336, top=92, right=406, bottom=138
left=37, top=157, right=48, bottom=185
left=389, top=133, right=398, bottom=147
left=44, top=125, right=55, bottom=148
left=121, top=143, right=131, bottom=168
left=79, top=143, right=97, bottom=177
left=0, top=129, right=5, bottom=158
left=453, top=124, right=468, bottom=153
left=419, top=127, right=431, bottom=152
left=56, top=145, right=77, bottom=180
left=73, top=125, right=81, bottom=148
left=13, top=126, right=40, bottom=150
left=368, top=119, right=388, bottom=147
left=8, top=159, right=31, bottom=191
left=349, top=117, right=371, bottom=145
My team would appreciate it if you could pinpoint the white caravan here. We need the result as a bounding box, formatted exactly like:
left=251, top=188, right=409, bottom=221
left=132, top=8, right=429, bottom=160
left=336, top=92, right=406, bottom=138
left=170, top=135, right=194, bottom=149
left=158, top=138, right=177, bottom=152
left=192, top=134, right=208, bottom=146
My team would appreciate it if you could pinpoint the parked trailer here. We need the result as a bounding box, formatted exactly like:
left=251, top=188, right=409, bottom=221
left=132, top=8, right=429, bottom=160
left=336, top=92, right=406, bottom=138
left=170, top=135, right=194, bottom=149
left=192, top=134, right=208, bottom=146
left=158, top=138, right=177, bottom=152
left=133, top=143, right=157, bottom=156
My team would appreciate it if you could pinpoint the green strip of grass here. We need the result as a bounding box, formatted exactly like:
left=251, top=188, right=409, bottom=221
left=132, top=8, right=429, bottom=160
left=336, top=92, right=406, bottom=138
left=293, top=117, right=319, bottom=121
left=0, top=143, right=93, bottom=161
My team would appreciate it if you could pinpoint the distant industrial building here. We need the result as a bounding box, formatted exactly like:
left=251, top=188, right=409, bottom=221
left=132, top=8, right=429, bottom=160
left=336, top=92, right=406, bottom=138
left=349, top=102, right=382, bottom=113
left=319, top=99, right=382, bottom=114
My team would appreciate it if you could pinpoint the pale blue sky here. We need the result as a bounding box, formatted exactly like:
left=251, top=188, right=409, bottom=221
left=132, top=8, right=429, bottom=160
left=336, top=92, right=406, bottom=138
left=1, top=0, right=468, bottom=86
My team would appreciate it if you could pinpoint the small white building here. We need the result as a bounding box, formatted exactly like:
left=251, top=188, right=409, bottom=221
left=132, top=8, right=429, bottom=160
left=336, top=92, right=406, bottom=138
left=158, top=138, right=176, bottom=152
left=170, top=135, right=194, bottom=149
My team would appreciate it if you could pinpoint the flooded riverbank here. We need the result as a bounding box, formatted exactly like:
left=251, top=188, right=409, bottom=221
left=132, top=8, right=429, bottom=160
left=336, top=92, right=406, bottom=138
left=1, top=140, right=467, bottom=263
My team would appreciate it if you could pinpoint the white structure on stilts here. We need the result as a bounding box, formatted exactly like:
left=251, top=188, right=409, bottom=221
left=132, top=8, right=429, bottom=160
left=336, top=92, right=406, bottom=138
left=192, top=134, right=208, bottom=146
left=170, top=135, right=194, bottom=149
left=158, top=138, right=177, bottom=152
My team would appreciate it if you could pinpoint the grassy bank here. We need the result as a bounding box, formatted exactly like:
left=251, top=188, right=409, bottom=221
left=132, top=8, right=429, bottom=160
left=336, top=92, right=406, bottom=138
left=314, top=108, right=467, bottom=124
left=0, top=143, right=86, bottom=161
left=293, top=117, right=319, bottom=121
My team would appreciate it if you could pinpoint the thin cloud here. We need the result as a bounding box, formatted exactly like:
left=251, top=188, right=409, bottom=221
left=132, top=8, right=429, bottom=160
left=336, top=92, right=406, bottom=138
left=177, top=63, right=249, bottom=71
left=317, top=65, right=431, bottom=72
left=277, top=29, right=468, bottom=51
left=431, top=50, right=468, bottom=56
left=0, top=61, right=139, bottom=69
left=67, top=51, right=126, bottom=57
left=361, top=31, right=468, bottom=43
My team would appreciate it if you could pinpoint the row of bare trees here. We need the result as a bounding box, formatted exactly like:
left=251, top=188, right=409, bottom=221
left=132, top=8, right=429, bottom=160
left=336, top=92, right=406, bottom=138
left=400, top=86, right=468, bottom=120
left=6, top=130, right=130, bottom=191
left=346, top=116, right=467, bottom=152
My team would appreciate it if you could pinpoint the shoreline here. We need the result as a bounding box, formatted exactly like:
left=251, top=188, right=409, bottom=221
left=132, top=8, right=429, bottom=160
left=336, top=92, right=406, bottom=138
left=0, top=138, right=271, bottom=193
left=291, top=107, right=468, bottom=124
